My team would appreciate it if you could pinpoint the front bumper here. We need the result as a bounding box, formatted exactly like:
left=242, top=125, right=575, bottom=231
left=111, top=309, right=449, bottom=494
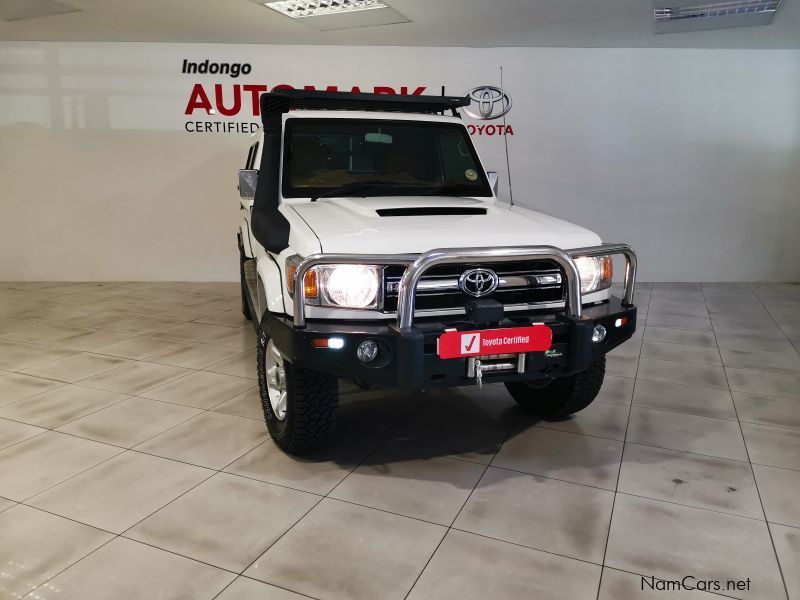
left=268, top=297, right=637, bottom=390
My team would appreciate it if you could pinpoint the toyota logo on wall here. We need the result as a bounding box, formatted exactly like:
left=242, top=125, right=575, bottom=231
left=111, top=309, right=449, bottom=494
left=463, top=86, right=513, bottom=120
left=459, top=268, right=500, bottom=297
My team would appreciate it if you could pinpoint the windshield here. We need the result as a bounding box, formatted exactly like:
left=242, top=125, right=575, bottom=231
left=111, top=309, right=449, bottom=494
left=282, top=118, right=492, bottom=199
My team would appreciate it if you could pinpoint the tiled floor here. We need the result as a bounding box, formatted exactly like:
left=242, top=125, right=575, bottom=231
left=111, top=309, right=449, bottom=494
left=0, top=280, right=799, bottom=600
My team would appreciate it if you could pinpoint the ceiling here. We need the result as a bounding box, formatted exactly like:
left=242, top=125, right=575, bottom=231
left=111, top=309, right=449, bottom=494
left=1, top=0, right=798, bottom=48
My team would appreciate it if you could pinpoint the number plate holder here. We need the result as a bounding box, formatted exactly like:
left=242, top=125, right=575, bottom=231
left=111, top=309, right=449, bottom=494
left=437, top=325, right=553, bottom=360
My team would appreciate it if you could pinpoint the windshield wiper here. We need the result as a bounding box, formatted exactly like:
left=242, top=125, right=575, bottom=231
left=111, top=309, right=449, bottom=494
left=420, top=183, right=486, bottom=197
left=310, top=181, right=402, bottom=202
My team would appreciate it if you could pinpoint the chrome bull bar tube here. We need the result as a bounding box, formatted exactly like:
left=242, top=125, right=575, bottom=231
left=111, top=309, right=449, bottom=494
left=292, top=243, right=636, bottom=330
left=396, top=246, right=582, bottom=331
left=568, top=243, right=637, bottom=307
left=293, top=254, right=417, bottom=329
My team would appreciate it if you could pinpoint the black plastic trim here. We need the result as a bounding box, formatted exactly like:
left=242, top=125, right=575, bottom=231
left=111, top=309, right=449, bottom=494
left=376, top=207, right=487, bottom=217
left=267, top=299, right=637, bottom=390
left=259, top=89, right=469, bottom=116
left=251, top=112, right=291, bottom=253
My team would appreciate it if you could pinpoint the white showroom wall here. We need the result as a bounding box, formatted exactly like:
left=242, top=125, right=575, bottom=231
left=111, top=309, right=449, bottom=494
left=0, top=41, right=798, bottom=282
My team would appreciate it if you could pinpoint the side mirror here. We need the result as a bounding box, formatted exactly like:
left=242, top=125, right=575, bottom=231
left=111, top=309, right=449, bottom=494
left=238, top=169, right=258, bottom=201
left=487, top=171, right=499, bottom=195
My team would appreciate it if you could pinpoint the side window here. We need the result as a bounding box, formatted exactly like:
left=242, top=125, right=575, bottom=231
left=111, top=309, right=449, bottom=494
left=245, top=145, right=254, bottom=170
left=246, top=142, right=259, bottom=170
left=437, top=131, right=475, bottom=184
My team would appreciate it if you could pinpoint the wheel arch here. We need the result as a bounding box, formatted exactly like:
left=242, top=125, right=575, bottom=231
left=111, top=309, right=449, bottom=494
left=256, top=254, right=286, bottom=317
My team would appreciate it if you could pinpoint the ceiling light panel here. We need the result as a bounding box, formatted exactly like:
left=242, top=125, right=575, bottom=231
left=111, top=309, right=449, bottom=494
left=655, top=0, right=781, bottom=21
left=263, top=0, right=388, bottom=19
left=653, top=0, right=782, bottom=33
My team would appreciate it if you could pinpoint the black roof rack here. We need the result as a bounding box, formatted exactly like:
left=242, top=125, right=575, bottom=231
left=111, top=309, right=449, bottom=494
left=259, top=89, right=469, bottom=118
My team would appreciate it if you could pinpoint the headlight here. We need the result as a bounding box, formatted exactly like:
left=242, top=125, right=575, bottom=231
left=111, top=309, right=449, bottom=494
left=319, top=264, right=380, bottom=309
left=574, top=256, right=613, bottom=294
left=286, top=257, right=381, bottom=310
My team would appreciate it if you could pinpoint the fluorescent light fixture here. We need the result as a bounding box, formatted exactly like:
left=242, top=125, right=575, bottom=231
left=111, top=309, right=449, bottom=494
left=654, top=0, right=781, bottom=21
left=262, top=0, right=388, bottom=19
left=653, top=0, right=782, bottom=33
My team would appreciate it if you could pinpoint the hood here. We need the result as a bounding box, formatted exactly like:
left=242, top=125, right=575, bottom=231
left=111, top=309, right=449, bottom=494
left=290, top=197, right=601, bottom=254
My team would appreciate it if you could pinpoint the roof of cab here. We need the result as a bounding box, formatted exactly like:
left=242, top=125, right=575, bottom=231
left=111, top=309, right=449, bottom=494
left=260, top=89, right=469, bottom=119
left=281, top=110, right=466, bottom=124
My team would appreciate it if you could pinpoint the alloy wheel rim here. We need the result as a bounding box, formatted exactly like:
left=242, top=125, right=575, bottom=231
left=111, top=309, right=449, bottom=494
left=264, top=339, right=287, bottom=421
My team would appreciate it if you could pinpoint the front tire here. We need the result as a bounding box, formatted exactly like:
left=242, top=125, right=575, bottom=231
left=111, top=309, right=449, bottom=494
left=257, top=329, right=338, bottom=453
left=505, top=356, right=606, bottom=420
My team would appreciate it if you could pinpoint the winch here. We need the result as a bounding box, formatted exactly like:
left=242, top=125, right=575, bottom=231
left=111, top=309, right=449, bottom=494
left=467, top=353, right=527, bottom=389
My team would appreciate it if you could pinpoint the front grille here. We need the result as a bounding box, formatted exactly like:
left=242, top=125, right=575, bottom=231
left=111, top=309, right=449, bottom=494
left=382, top=260, right=565, bottom=312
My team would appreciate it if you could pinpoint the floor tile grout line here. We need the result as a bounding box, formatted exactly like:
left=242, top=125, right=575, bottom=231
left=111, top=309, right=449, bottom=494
left=16, top=505, right=236, bottom=600
left=7, top=380, right=799, bottom=532
left=450, top=525, right=607, bottom=569
left=449, top=523, right=776, bottom=600
left=232, top=431, right=397, bottom=593
left=626, top=402, right=742, bottom=425
left=746, top=283, right=794, bottom=334
left=639, top=337, right=722, bottom=352
left=595, top=308, right=643, bottom=600
left=766, top=519, right=800, bottom=531
left=19, top=442, right=331, bottom=517
left=237, top=575, right=323, bottom=600
left=11, top=427, right=781, bottom=528
left=0, top=328, right=255, bottom=370
left=719, top=364, right=800, bottom=399
left=20, top=501, right=246, bottom=580
left=6, top=284, right=800, bottom=596
left=69, top=361, right=202, bottom=392
left=15, top=445, right=131, bottom=505
left=706, top=283, right=791, bottom=600
left=524, top=415, right=632, bottom=443
left=6, top=351, right=141, bottom=379
left=638, top=354, right=724, bottom=369
left=0, top=429, right=52, bottom=453
left=14, top=407, right=286, bottom=597
left=16, top=525, right=121, bottom=598
left=322, top=495, right=459, bottom=529
left=402, top=408, right=521, bottom=600
left=400, top=473, right=481, bottom=599
left=209, top=574, right=321, bottom=600
left=625, top=371, right=730, bottom=392
left=0, top=383, right=262, bottom=456
left=114, top=469, right=218, bottom=536
left=0, top=394, right=131, bottom=432
left=614, top=489, right=767, bottom=523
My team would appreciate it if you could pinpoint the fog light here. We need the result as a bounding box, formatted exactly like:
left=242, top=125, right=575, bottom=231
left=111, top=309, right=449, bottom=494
left=592, top=324, right=607, bottom=344
left=356, top=339, right=379, bottom=363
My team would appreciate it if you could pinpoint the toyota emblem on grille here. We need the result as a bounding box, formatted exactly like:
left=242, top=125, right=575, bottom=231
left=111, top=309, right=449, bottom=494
left=459, top=268, right=500, bottom=297
left=463, top=86, right=513, bottom=120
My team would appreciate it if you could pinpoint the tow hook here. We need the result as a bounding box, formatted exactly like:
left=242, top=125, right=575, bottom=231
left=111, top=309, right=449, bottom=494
left=467, top=353, right=527, bottom=389
left=474, top=359, right=484, bottom=389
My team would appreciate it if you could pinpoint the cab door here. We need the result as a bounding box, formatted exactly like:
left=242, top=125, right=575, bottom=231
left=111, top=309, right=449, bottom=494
left=239, top=140, right=260, bottom=258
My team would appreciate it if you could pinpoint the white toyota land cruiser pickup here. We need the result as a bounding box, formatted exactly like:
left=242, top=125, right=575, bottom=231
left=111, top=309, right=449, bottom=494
left=236, top=89, right=637, bottom=453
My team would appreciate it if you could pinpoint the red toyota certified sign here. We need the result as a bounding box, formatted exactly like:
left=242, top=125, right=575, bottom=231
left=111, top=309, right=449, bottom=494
left=437, top=325, right=552, bottom=359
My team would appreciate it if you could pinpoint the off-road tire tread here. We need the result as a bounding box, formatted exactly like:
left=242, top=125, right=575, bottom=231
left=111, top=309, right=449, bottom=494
left=505, top=356, right=606, bottom=420
left=257, top=332, right=338, bottom=454
left=280, top=365, right=338, bottom=451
